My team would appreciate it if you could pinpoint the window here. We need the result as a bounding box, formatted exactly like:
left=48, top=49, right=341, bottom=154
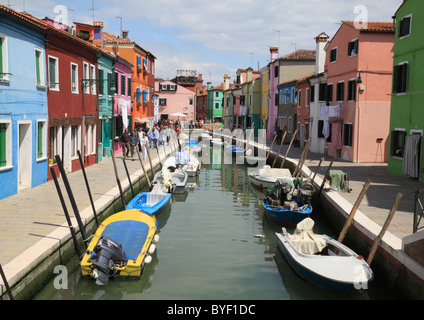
left=393, top=62, right=408, bottom=94
left=121, top=74, right=126, bottom=97
left=288, top=117, right=293, bottom=133
left=85, top=124, right=96, bottom=155
left=274, top=65, right=278, bottom=78
left=215, top=91, right=219, bottom=98
left=107, top=72, right=113, bottom=96
left=71, top=125, right=79, bottom=158
left=319, top=83, right=326, bottom=101
left=71, top=63, right=78, bottom=93
left=348, top=79, right=356, bottom=101
left=83, top=62, right=89, bottom=94
left=291, top=88, right=295, bottom=103
left=0, top=36, right=9, bottom=81
left=169, top=84, right=176, bottom=91
left=306, top=88, right=309, bottom=107
left=391, top=129, right=406, bottom=158
left=98, top=68, right=104, bottom=95
left=127, top=77, right=131, bottom=97
left=348, top=39, right=358, bottom=56
left=399, top=14, right=412, bottom=38
left=0, top=121, right=11, bottom=169
left=326, top=83, right=333, bottom=102
left=189, top=98, right=193, bottom=106
left=161, top=84, right=167, bottom=91
left=114, top=71, right=118, bottom=95
left=90, top=65, right=96, bottom=94
left=35, top=49, right=44, bottom=86
left=37, top=120, right=47, bottom=160
left=297, top=90, right=302, bottom=107
left=49, top=126, right=61, bottom=164
left=214, top=102, right=220, bottom=109
left=274, top=93, right=278, bottom=105
left=48, top=56, right=59, bottom=90
left=310, top=85, right=315, bottom=103
left=330, top=47, right=337, bottom=63
left=343, top=123, right=353, bottom=147
left=159, top=98, right=166, bottom=106
left=317, top=120, right=324, bottom=138
left=336, top=81, right=344, bottom=101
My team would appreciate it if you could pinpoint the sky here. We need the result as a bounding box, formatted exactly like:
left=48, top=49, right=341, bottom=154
left=1, top=0, right=403, bottom=86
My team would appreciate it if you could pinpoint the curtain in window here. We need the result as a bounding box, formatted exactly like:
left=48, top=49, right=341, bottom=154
left=402, top=134, right=421, bottom=178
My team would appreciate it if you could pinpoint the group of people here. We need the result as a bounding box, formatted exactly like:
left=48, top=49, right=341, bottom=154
left=120, top=122, right=182, bottom=161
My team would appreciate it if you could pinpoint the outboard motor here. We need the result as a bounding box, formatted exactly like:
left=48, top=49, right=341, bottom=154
left=90, top=236, right=126, bottom=285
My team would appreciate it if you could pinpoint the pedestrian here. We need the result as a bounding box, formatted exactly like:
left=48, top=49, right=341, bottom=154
left=153, top=126, right=159, bottom=148
left=147, top=128, right=154, bottom=148
left=140, top=131, right=149, bottom=160
left=129, top=129, right=139, bottom=159
left=120, top=128, right=130, bottom=159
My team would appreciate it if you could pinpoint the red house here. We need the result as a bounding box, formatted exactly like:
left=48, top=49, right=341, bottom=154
left=43, top=22, right=100, bottom=179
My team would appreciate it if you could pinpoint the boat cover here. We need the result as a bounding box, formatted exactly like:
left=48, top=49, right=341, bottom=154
left=258, top=166, right=292, bottom=179
left=288, top=218, right=326, bottom=255
left=101, top=220, right=149, bottom=260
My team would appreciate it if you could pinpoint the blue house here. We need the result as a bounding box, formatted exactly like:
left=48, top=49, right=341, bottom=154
left=0, top=7, right=49, bottom=199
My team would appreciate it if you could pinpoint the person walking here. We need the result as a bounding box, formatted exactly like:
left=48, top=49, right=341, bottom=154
left=120, top=128, right=130, bottom=159
left=140, top=131, right=149, bottom=160
left=153, top=126, right=159, bottom=148
left=129, top=129, right=140, bottom=159
left=147, top=128, right=154, bottom=148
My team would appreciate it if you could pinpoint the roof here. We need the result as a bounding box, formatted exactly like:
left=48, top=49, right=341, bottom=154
left=279, top=49, right=316, bottom=62
left=342, top=20, right=394, bottom=33
left=102, top=31, right=156, bottom=59
left=209, top=83, right=224, bottom=91
left=0, top=5, right=48, bottom=32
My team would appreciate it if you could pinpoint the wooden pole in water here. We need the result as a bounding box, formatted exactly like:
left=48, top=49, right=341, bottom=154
left=110, top=149, right=126, bottom=208
left=122, top=157, right=135, bottom=198
left=294, top=138, right=312, bottom=179
left=0, top=264, right=14, bottom=300
left=338, top=179, right=371, bottom=243
left=312, top=158, right=324, bottom=182
left=313, top=157, right=334, bottom=209
left=280, top=128, right=297, bottom=169
left=272, top=131, right=286, bottom=168
left=77, top=150, right=98, bottom=226
left=266, top=134, right=277, bottom=162
left=146, top=144, right=154, bottom=181
left=136, top=148, right=151, bottom=189
left=366, top=192, right=403, bottom=265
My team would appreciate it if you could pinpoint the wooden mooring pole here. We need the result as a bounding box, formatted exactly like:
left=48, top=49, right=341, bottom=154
left=366, top=192, right=403, bottom=265
left=0, top=264, right=14, bottom=300
left=272, top=131, right=286, bottom=168
left=137, top=148, right=151, bottom=189
left=266, top=134, right=277, bottom=162
left=338, top=179, right=371, bottom=243
left=280, top=128, right=297, bottom=169
left=110, top=150, right=126, bottom=208
left=313, top=158, right=334, bottom=210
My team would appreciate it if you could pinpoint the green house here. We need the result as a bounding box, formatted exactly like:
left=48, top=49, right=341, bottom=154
left=207, top=82, right=224, bottom=122
left=388, top=0, right=424, bottom=181
left=241, top=68, right=261, bottom=136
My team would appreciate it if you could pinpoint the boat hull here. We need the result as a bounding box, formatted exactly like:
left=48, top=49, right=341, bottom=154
left=126, top=192, right=171, bottom=215
left=275, top=232, right=373, bottom=293
left=263, top=199, right=311, bottom=227
left=80, top=209, right=157, bottom=280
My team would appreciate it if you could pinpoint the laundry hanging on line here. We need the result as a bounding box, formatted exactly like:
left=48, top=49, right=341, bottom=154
left=320, top=104, right=341, bottom=139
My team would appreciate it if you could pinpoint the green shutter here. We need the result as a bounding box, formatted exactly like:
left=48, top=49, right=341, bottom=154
left=121, top=74, right=125, bottom=96
left=107, top=72, right=112, bottom=95
left=0, top=123, right=6, bottom=167
left=35, top=51, right=41, bottom=85
left=37, top=122, right=43, bottom=158
left=98, top=69, right=104, bottom=94
left=128, top=78, right=131, bottom=97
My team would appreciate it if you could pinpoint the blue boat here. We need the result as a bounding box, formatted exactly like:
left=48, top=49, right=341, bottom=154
left=225, top=144, right=245, bottom=156
left=263, top=196, right=312, bottom=226
left=126, top=192, right=171, bottom=215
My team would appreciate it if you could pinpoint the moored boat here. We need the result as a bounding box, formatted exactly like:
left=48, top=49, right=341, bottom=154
left=248, top=165, right=292, bottom=189
left=80, top=209, right=159, bottom=285
left=275, top=218, right=373, bottom=293
left=126, top=191, right=171, bottom=215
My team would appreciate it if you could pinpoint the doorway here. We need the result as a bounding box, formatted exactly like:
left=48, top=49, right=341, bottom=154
left=18, top=122, right=32, bottom=191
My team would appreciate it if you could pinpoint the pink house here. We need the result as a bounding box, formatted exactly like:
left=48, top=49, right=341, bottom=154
left=324, top=21, right=394, bottom=162
left=155, top=80, right=196, bottom=122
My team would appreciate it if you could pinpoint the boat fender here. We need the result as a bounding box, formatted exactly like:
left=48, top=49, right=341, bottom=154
left=148, top=244, right=156, bottom=254
left=144, top=255, right=152, bottom=264
left=153, top=234, right=160, bottom=243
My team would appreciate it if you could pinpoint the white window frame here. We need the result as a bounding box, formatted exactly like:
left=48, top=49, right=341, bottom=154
left=83, top=62, right=90, bottom=94
left=90, top=64, right=96, bottom=95
left=0, top=120, right=12, bottom=171
left=330, top=47, right=338, bottom=63
left=34, top=48, right=45, bottom=88
left=0, top=34, right=10, bottom=82
left=36, top=119, right=48, bottom=161
left=399, top=14, right=412, bottom=40
left=48, top=55, right=59, bottom=91
left=70, top=62, right=78, bottom=94
left=348, top=38, right=358, bottom=57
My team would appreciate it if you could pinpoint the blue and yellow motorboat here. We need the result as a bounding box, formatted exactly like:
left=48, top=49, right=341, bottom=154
left=80, top=209, right=159, bottom=285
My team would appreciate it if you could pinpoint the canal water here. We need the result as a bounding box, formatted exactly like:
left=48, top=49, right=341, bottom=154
left=34, top=149, right=398, bottom=300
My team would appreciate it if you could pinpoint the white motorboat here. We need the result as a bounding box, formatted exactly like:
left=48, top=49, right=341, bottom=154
left=249, top=165, right=293, bottom=189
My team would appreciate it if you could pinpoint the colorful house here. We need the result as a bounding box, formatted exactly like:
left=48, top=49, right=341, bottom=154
left=0, top=6, right=49, bottom=199
left=267, top=47, right=280, bottom=140
left=260, top=65, right=270, bottom=131
left=155, top=80, right=196, bottom=122
left=388, top=0, right=424, bottom=181
left=232, top=69, right=247, bottom=129
left=277, top=80, right=297, bottom=143
left=196, top=83, right=208, bottom=121
left=324, top=21, right=394, bottom=162
left=295, top=74, right=315, bottom=148
left=241, top=68, right=261, bottom=134
left=222, top=74, right=234, bottom=130
left=207, top=82, right=224, bottom=122
left=45, top=19, right=100, bottom=180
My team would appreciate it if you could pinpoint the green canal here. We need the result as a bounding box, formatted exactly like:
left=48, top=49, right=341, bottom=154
left=34, top=149, right=399, bottom=300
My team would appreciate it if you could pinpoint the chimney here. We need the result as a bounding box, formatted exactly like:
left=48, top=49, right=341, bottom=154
left=223, top=74, right=230, bottom=90
left=314, top=32, right=329, bottom=75
left=270, top=47, right=278, bottom=63
left=122, top=30, right=129, bottom=39
left=93, top=21, right=103, bottom=48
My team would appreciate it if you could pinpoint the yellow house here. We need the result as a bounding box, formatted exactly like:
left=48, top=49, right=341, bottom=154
left=260, top=65, right=269, bottom=130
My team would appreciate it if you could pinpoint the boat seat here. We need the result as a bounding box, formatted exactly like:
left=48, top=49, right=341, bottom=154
left=146, top=192, right=166, bottom=206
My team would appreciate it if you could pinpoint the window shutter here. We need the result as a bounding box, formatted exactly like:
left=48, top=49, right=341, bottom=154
left=35, top=51, right=41, bottom=85
left=136, top=87, right=141, bottom=102
left=137, top=56, right=141, bottom=68
left=0, top=123, right=6, bottom=167
left=37, top=122, right=43, bottom=158
left=401, top=63, right=408, bottom=93
left=143, top=90, right=147, bottom=102
left=98, top=69, right=104, bottom=94
left=392, top=65, right=399, bottom=93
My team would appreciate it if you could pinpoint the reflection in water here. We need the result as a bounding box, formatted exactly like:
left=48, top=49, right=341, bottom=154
left=34, top=149, right=395, bottom=300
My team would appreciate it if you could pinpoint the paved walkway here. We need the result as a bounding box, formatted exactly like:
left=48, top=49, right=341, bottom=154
left=1, top=131, right=423, bottom=294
